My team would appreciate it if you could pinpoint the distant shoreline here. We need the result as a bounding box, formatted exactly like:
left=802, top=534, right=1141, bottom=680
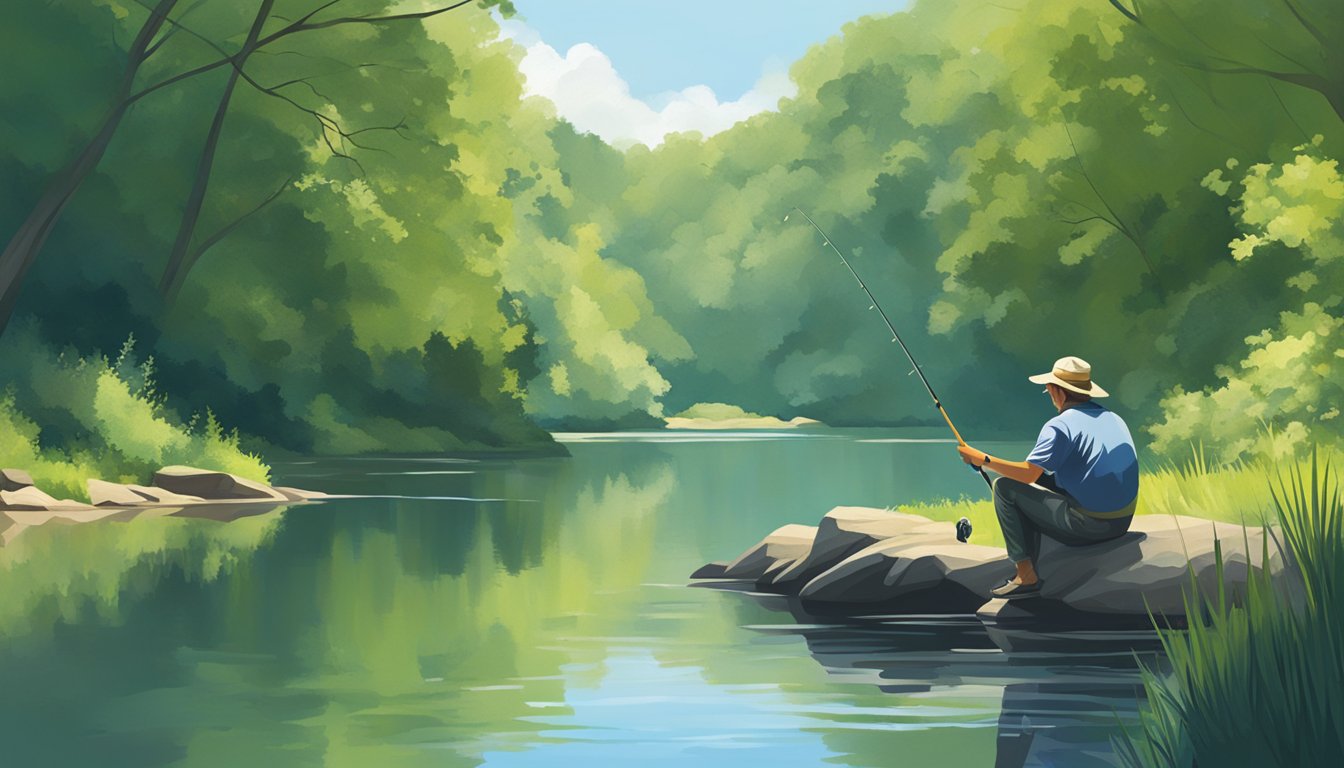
left=662, top=415, right=823, bottom=431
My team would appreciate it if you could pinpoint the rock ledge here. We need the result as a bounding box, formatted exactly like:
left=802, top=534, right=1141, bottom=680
left=692, top=506, right=1297, bottom=644
left=0, top=466, right=325, bottom=513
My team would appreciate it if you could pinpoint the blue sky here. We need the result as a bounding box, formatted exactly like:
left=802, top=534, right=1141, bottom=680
left=504, top=1, right=909, bottom=147
left=512, top=1, right=909, bottom=101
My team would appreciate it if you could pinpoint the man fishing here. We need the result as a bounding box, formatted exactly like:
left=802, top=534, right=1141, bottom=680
left=955, top=356, right=1139, bottom=599
left=785, top=211, right=1138, bottom=600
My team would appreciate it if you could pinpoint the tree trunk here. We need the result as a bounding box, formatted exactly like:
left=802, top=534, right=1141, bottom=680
left=159, top=0, right=276, bottom=301
left=0, top=0, right=179, bottom=335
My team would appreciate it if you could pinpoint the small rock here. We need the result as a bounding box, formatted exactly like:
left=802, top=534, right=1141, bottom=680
left=152, top=466, right=288, bottom=502
left=0, top=468, right=34, bottom=492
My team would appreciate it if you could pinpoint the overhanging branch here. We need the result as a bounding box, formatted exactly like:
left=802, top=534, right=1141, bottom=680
left=1108, top=0, right=1142, bottom=25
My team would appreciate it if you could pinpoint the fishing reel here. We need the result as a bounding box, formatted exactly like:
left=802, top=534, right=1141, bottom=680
left=955, top=517, right=973, bottom=543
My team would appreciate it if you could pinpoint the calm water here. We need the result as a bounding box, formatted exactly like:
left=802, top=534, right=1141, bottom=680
left=0, top=430, right=1154, bottom=766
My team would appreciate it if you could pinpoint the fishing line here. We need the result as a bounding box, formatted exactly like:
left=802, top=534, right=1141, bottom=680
left=786, top=207, right=992, bottom=489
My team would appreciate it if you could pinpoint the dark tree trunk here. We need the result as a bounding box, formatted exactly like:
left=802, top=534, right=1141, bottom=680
left=159, top=0, right=276, bottom=301
left=0, top=0, right=180, bottom=335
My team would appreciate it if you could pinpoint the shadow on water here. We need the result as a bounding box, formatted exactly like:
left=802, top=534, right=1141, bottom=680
left=721, top=591, right=1162, bottom=768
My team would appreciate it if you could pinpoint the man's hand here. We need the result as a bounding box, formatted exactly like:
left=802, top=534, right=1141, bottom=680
left=958, top=447, right=1047, bottom=485
left=957, top=445, right=987, bottom=467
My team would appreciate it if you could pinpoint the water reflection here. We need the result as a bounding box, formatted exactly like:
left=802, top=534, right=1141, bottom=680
left=0, top=431, right=1155, bottom=767
left=0, top=454, right=682, bottom=766
left=717, top=593, right=1156, bottom=768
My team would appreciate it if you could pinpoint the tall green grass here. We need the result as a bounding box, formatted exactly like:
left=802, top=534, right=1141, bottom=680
left=895, top=451, right=1280, bottom=549
left=1115, top=453, right=1344, bottom=766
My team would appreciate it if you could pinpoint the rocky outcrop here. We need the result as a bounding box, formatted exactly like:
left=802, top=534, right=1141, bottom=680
left=0, top=486, right=94, bottom=511
left=0, top=467, right=326, bottom=547
left=799, top=538, right=1014, bottom=613
left=720, top=523, right=818, bottom=581
left=0, top=467, right=322, bottom=515
left=86, top=480, right=211, bottom=507
left=152, top=466, right=291, bottom=501
left=0, top=468, right=34, bottom=492
left=87, top=480, right=151, bottom=507
left=692, top=506, right=1297, bottom=644
left=124, top=484, right=209, bottom=505
left=698, top=507, right=1014, bottom=612
left=763, top=508, right=940, bottom=591
left=976, top=516, right=1292, bottom=650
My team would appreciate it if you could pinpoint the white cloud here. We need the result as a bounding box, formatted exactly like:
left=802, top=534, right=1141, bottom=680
left=499, top=21, right=796, bottom=149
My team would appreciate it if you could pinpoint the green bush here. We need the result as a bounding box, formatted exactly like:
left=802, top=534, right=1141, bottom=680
left=0, top=331, right=268, bottom=501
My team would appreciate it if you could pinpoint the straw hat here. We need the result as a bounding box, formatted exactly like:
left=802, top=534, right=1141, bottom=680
left=1028, top=356, right=1109, bottom=398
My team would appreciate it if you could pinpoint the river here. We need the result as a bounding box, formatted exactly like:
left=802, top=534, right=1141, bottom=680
left=0, top=429, right=1155, bottom=766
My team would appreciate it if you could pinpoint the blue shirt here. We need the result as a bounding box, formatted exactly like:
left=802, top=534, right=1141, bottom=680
left=1025, top=402, right=1139, bottom=513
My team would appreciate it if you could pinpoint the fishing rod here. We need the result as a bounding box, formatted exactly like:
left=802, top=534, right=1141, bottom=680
left=786, top=207, right=991, bottom=489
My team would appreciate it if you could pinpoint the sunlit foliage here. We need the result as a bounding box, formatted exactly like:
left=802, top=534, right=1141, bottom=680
left=1, top=0, right=1339, bottom=467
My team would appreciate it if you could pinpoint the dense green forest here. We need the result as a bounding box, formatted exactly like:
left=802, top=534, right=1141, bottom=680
left=1, top=0, right=1340, bottom=494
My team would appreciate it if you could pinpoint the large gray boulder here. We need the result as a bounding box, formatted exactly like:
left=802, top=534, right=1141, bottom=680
left=693, top=507, right=1297, bottom=637
left=762, top=507, right=940, bottom=591
left=800, top=537, right=1015, bottom=613
left=718, top=523, right=819, bottom=580
left=152, top=466, right=289, bottom=502
left=690, top=506, right=998, bottom=610
left=978, top=515, right=1294, bottom=649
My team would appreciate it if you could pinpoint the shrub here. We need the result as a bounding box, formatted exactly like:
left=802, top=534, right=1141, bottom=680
left=0, top=331, right=268, bottom=501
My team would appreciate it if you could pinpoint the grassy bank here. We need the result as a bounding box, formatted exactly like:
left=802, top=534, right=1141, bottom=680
left=895, top=454, right=1278, bottom=549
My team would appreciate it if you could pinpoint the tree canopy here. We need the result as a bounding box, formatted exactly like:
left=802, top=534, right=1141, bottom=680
left=1, top=0, right=1339, bottom=474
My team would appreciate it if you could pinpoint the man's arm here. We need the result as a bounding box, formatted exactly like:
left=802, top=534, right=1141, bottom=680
left=956, top=445, right=1044, bottom=484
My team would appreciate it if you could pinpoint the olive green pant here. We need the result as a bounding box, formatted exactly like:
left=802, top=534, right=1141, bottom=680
left=992, top=476, right=1134, bottom=563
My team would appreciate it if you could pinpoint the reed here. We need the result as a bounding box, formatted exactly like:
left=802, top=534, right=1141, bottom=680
left=1115, top=451, right=1344, bottom=766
